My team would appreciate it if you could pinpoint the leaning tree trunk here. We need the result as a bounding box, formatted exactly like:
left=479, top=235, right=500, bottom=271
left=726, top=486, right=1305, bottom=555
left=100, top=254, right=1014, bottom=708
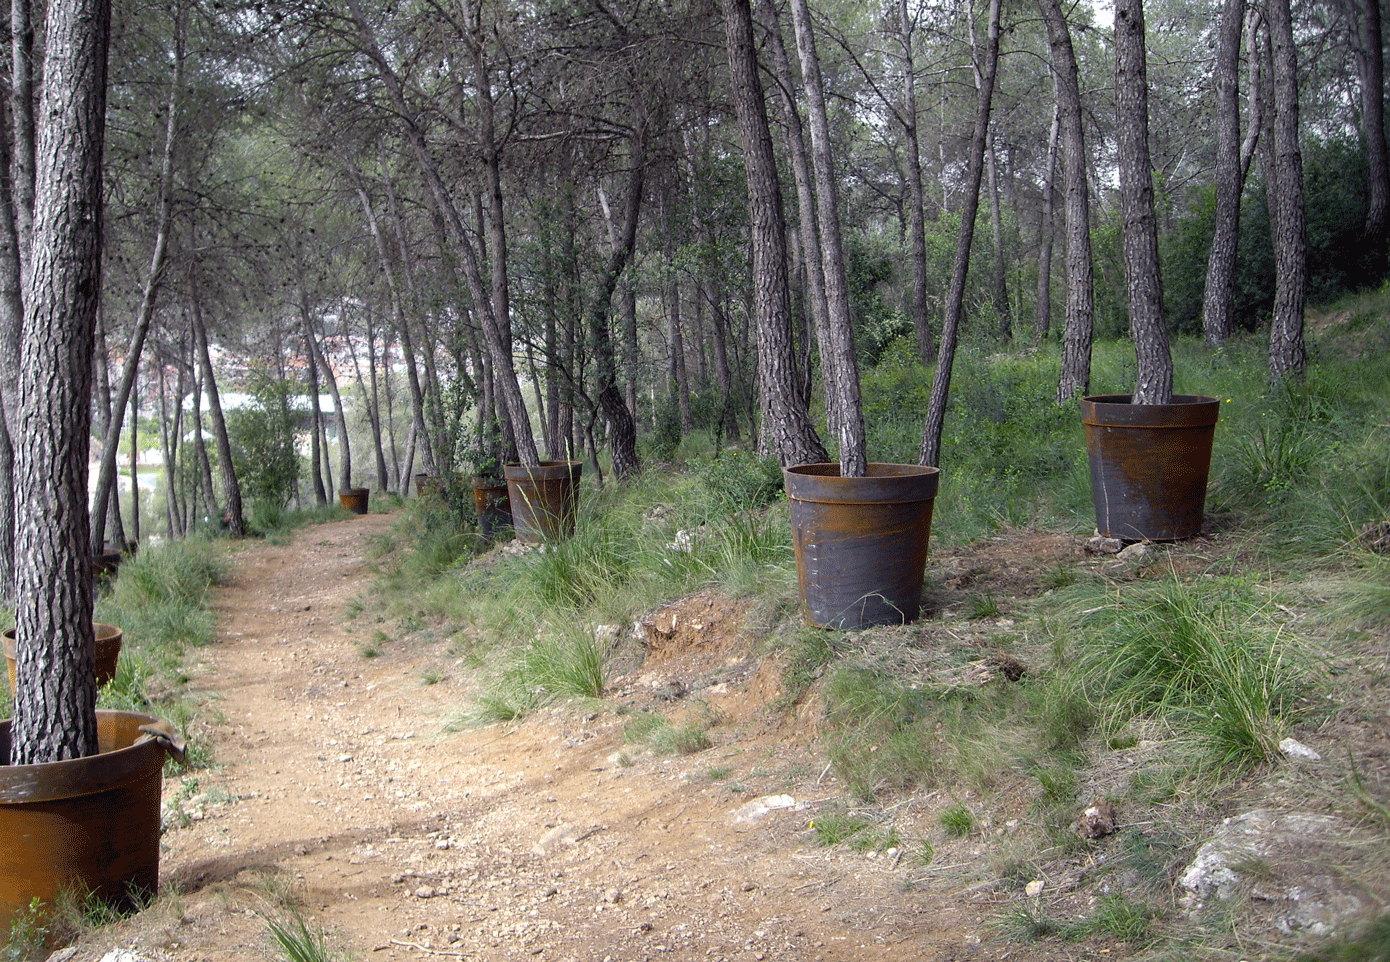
left=10, top=0, right=112, bottom=764
left=346, top=0, right=538, bottom=467
left=191, top=285, right=244, bottom=536
left=588, top=127, right=646, bottom=482
left=88, top=0, right=180, bottom=551
left=1114, top=0, right=1173, bottom=405
left=1266, top=0, right=1308, bottom=385
left=918, top=0, right=1002, bottom=467
left=720, top=0, right=828, bottom=467
left=1038, top=0, right=1095, bottom=402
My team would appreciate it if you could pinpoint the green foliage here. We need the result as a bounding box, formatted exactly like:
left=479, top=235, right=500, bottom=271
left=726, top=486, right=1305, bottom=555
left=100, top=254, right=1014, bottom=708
left=227, top=371, right=302, bottom=512
left=647, top=397, right=683, bottom=464
left=689, top=450, right=784, bottom=512
left=1162, top=136, right=1388, bottom=334
left=2, top=899, right=47, bottom=962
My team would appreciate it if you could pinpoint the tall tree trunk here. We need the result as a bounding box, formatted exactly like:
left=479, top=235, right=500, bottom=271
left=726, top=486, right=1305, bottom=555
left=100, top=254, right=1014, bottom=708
left=191, top=287, right=244, bottom=536
left=918, top=0, right=1002, bottom=467
left=755, top=0, right=838, bottom=438
left=304, top=327, right=328, bottom=505
left=720, top=0, right=828, bottom=466
left=300, top=293, right=351, bottom=491
left=1038, top=0, right=1095, bottom=402
left=128, top=377, right=140, bottom=544
left=897, top=0, right=935, bottom=362
left=1266, top=0, right=1308, bottom=385
left=1114, top=0, right=1173, bottom=405
left=790, top=0, right=867, bottom=475
left=10, top=0, right=111, bottom=764
left=985, top=128, right=1012, bottom=340
left=158, top=353, right=185, bottom=540
left=1035, top=104, right=1059, bottom=345
left=1203, top=0, right=1250, bottom=347
left=1353, top=0, right=1390, bottom=261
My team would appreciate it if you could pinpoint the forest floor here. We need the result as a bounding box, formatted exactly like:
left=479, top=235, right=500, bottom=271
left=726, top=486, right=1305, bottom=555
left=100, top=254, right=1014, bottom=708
left=64, top=508, right=1390, bottom=962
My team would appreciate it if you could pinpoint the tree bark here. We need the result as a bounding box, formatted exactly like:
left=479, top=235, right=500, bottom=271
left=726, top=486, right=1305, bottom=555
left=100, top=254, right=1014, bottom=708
left=720, top=0, right=828, bottom=467
left=1035, top=104, right=1059, bottom=345
left=1114, top=0, right=1172, bottom=405
left=1202, top=0, right=1248, bottom=347
left=790, top=0, right=866, bottom=476
left=1037, top=0, right=1095, bottom=402
left=918, top=0, right=1002, bottom=467
left=1266, top=0, right=1308, bottom=385
left=897, top=0, right=935, bottom=362
left=9, top=0, right=111, bottom=764
left=191, top=286, right=244, bottom=536
left=304, top=325, right=328, bottom=505
left=755, top=0, right=838, bottom=436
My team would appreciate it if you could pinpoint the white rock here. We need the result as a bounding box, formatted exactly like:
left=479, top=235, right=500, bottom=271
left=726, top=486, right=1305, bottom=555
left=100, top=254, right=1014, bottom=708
left=1025, top=880, right=1045, bottom=898
left=1279, top=737, right=1322, bottom=761
left=732, top=794, right=796, bottom=823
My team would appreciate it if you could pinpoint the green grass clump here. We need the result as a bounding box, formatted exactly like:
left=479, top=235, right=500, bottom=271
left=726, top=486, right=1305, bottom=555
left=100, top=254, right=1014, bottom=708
left=261, top=904, right=338, bottom=962
left=1072, top=573, right=1316, bottom=774
left=469, top=628, right=606, bottom=724
left=939, top=804, right=975, bottom=838
left=622, top=709, right=714, bottom=755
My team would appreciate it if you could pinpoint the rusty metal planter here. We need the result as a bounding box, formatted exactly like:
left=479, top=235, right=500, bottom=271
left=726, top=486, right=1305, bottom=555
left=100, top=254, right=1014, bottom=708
left=0, top=710, right=168, bottom=933
left=472, top=477, right=513, bottom=540
left=785, top=463, right=940, bottom=630
left=504, top=461, right=582, bottom=544
left=4, top=623, right=123, bottom=696
left=339, top=487, right=370, bottom=515
left=1081, top=394, right=1220, bottom=541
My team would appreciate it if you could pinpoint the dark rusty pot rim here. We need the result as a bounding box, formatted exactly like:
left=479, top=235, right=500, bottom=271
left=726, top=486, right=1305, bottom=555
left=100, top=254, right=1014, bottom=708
left=503, top=460, right=583, bottom=481
left=0, top=710, right=165, bottom=803
left=784, top=462, right=940, bottom=506
left=1080, top=394, right=1220, bottom=429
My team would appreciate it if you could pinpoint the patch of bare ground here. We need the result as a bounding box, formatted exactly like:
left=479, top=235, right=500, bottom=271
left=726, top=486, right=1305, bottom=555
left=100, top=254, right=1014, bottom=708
left=60, top=513, right=1389, bottom=962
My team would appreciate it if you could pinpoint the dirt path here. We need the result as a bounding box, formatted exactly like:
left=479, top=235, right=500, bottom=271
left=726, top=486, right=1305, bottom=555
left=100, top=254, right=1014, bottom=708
left=114, top=512, right=1032, bottom=962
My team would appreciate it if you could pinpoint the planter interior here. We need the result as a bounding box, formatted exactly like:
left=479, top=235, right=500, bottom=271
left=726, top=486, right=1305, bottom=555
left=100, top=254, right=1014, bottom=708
left=784, top=463, right=940, bottom=630
left=503, top=461, right=581, bottom=544
left=1080, top=394, right=1219, bottom=541
left=4, top=623, right=123, bottom=696
left=0, top=710, right=167, bottom=933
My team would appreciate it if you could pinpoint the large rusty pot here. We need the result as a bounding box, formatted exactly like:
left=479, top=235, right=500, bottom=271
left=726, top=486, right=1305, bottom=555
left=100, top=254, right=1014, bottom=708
left=338, top=487, right=370, bottom=515
left=472, top=477, right=513, bottom=540
left=784, top=463, right=940, bottom=630
left=1080, top=394, right=1220, bottom=541
left=0, top=710, right=171, bottom=932
left=4, top=623, right=123, bottom=696
left=504, top=461, right=582, bottom=544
